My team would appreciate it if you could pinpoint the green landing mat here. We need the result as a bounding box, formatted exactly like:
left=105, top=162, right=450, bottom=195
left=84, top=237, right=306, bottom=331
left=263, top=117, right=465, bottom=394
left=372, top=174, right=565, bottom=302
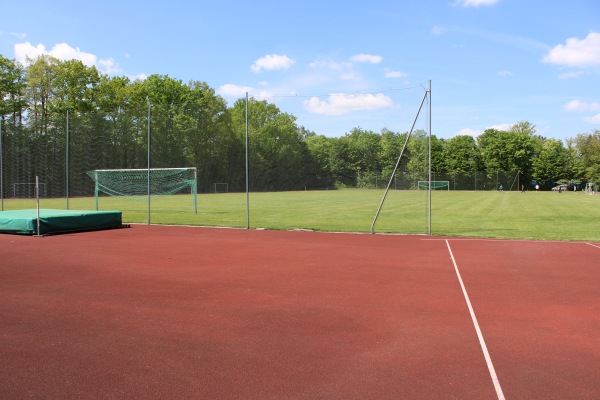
left=0, top=209, right=122, bottom=235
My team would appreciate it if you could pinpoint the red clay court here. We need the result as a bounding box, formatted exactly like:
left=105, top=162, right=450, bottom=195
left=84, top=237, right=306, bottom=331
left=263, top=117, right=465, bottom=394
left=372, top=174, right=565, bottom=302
left=1, top=225, right=599, bottom=399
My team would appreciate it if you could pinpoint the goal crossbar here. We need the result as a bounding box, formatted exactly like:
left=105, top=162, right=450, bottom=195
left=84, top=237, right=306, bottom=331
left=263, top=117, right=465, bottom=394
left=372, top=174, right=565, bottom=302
left=92, top=168, right=193, bottom=172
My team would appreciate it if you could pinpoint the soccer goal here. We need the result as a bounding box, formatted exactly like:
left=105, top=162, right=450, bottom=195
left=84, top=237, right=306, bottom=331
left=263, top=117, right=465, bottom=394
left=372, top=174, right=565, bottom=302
left=213, top=183, right=228, bottom=193
left=585, top=182, right=596, bottom=195
left=417, top=181, right=449, bottom=190
left=87, top=168, right=197, bottom=213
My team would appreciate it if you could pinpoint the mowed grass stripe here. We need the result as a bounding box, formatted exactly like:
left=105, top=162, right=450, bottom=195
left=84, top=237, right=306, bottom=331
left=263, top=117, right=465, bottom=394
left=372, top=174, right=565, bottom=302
left=2, top=189, right=598, bottom=241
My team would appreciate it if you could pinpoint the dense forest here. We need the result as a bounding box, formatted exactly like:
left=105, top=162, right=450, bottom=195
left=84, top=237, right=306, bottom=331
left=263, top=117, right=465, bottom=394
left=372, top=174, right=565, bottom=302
left=1, top=54, right=599, bottom=197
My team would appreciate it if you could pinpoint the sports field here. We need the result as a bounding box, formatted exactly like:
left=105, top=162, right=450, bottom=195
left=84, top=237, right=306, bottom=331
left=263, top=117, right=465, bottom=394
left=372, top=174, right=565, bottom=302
left=2, top=189, right=599, bottom=241
left=1, top=225, right=599, bottom=399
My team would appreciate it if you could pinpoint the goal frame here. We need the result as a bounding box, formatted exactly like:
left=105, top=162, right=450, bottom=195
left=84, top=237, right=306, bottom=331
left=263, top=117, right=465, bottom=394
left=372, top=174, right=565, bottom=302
left=90, top=167, right=198, bottom=213
left=213, top=183, right=229, bottom=193
left=417, top=180, right=449, bottom=190
left=585, top=182, right=596, bottom=195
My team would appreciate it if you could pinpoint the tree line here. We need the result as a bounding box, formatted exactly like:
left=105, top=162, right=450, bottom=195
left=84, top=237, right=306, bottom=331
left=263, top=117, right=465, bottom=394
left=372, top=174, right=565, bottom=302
left=1, top=54, right=599, bottom=197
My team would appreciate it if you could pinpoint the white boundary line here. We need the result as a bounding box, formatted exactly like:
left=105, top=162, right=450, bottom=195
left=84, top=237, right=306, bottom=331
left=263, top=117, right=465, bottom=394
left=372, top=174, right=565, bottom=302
left=424, top=237, right=600, bottom=245
left=445, top=239, right=506, bottom=400
left=586, top=242, right=600, bottom=249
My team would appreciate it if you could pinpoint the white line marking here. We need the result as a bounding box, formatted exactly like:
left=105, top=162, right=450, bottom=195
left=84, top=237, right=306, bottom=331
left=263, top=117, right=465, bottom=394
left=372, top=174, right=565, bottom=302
left=424, top=237, right=596, bottom=245
left=586, top=242, right=600, bottom=249
left=445, top=240, right=506, bottom=400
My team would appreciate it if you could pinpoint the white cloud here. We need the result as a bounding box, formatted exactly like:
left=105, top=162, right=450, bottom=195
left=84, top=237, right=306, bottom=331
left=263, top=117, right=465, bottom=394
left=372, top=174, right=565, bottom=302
left=51, top=42, right=97, bottom=66
left=251, top=54, right=295, bottom=73
left=457, top=128, right=481, bottom=137
left=340, top=71, right=358, bottom=81
left=453, top=0, right=500, bottom=7
left=431, top=26, right=446, bottom=35
left=564, top=100, right=600, bottom=113
left=98, top=58, right=120, bottom=74
left=457, top=123, right=520, bottom=136
left=584, top=113, right=600, bottom=124
left=303, top=93, right=394, bottom=115
left=252, top=90, right=276, bottom=100
left=14, top=42, right=46, bottom=63
left=13, top=41, right=121, bottom=74
left=218, top=84, right=253, bottom=97
left=350, top=54, right=383, bottom=64
left=497, top=70, right=512, bottom=77
left=564, top=100, right=600, bottom=124
left=542, top=32, right=600, bottom=68
left=308, top=57, right=363, bottom=82
left=15, top=42, right=97, bottom=66
left=9, top=31, right=27, bottom=39
left=487, top=123, right=512, bottom=131
left=385, top=69, right=408, bottom=78
left=559, top=71, right=584, bottom=79
left=130, top=73, right=148, bottom=81
left=309, top=59, right=352, bottom=70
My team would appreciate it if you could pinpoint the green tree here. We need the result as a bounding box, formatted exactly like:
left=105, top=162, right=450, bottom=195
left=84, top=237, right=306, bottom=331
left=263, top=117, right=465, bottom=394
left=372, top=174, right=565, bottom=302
left=93, top=75, right=141, bottom=169
left=566, top=130, right=600, bottom=183
left=442, top=135, right=481, bottom=173
left=531, top=138, right=570, bottom=183
left=344, top=128, right=382, bottom=187
left=511, top=120, right=537, bottom=136
left=403, top=130, right=444, bottom=185
left=440, top=134, right=482, bottom=189
left=24, top=55, right=60, bottom=135
left=0, top=54, right=27, bottom=123
left=326, top=136, right=354, bottom=187
left=378, top=129, right=406, bottom=178
left=304, top=134, right=336, bottom=188
left=53, top=59, right=100, bottom=113
left=175, top=80, right=236, bottom=191
left=477, top=128, right=534, bottom=175
left=230, top=97, right=309, bottom=191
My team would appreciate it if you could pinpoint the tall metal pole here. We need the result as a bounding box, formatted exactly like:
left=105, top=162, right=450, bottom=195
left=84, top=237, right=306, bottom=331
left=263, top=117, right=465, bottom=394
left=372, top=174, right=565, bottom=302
left=36, top=176, right=41, bottom=236
left=66, top=110, right=69, bottom=210
left=371, top=86, right=429, bottom=234
left=245, top=92, right=250, bottom=229
left=193, top=167, right=198, bottom=214
left=427, top=80, right=432, bottom=235
left=147, top=98, right=151, bottom=225
left=95, top=171, right=99, bottom=211
left=0, top=118, right=3, bottom=211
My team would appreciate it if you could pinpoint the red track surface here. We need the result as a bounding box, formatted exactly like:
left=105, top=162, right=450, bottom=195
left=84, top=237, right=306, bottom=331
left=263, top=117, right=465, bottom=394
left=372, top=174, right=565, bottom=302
left=1, top=226, right=598, bottom=399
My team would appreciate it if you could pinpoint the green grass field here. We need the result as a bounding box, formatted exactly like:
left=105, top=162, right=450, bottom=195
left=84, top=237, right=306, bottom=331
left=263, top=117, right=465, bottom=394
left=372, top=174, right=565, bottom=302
left=2, top=189, right=599, bottom=241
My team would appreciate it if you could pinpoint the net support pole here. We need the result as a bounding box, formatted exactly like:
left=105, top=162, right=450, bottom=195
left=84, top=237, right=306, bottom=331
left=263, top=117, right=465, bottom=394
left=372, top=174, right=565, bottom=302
left=371, top=84, right=430, bottom=234
left=94, top=171, right=99, bottom=210
left=0, top=118, right=3, bottom=211
left=66, top=109, right=70, bottom=210
left=36, top=176, right=41, bottom=237
left=193, top=167, right=198, bottom=214
left=147, top=98, right=151, bottom=225
left=427, top=80, right=432, bottom=235
left=245, top=92, right=250, bottom=229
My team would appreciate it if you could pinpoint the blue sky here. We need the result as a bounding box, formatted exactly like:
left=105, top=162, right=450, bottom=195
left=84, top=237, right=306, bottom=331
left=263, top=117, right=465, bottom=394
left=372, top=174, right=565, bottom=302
left=1, top=0, right=599, bottom=141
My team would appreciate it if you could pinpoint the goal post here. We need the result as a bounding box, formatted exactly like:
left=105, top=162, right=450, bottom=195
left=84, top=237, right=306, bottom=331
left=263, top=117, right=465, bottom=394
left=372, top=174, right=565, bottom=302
left=417, top=181, right=449, bottom=190
left=213, top=183, right=228, bottom=193
left=87, top=168, right=198, bottom=213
